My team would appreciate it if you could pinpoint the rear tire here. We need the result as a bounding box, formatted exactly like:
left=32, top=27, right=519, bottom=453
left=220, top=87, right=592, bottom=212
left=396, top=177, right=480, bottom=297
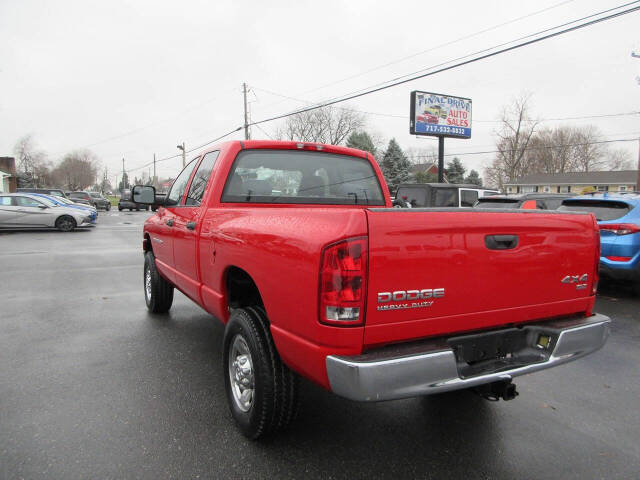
left=106, top=204, right=111, bottom=211
left=144, top=251, right=174, bottom=313
left=223, top=306, right=299, bottom=439
left=55, top=215, right=76, bottom=232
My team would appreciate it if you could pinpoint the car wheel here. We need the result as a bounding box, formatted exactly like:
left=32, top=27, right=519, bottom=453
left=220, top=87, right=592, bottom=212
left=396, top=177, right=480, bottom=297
left=143, top=251, right=174, bottom=313
left=106, top=204, right=111, bottom=211
left=135, top=207, right=140, bottom=211
left=55, top=215, right=77, bottom=232
left=118, top=206, right=123, bottom=211
left=223, top=306, right=300, bottom=439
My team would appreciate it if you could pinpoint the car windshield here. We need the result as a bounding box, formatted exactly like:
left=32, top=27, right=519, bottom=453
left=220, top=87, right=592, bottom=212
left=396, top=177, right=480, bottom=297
left=558, top=200, right=632, bottom=221
left=90, top=193, right=102, bottom=198
left=221, top=150, right=385, bottom=205
left=475, top=199, right=520, bottom=208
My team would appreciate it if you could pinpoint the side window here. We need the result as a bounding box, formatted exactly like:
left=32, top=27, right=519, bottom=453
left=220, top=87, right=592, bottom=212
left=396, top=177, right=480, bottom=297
left=0, top=196, right=12, bottom=206
left=166, top=159, right=198, bottom=206
left=16, top=196, right=43, bottom=207
left=460, top=190, right=478, bottom=207
left=185, top=151, right=219, bottom=206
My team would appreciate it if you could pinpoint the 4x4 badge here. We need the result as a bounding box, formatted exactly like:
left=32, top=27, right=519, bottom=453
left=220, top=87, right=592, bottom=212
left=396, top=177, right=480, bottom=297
left=561, top=274, right=588, bottom=290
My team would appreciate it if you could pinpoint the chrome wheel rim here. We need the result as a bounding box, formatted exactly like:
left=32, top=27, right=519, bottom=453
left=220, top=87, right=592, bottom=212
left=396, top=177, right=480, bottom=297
left=60, top=218, right=73, bottom=231
left=145, top=266, right=152, bottom=301
left=228, top=335, right=254, bottom=412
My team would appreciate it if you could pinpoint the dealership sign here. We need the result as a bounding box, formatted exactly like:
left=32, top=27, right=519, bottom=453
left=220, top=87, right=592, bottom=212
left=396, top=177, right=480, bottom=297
left=410, top=91, right=472, bottom=139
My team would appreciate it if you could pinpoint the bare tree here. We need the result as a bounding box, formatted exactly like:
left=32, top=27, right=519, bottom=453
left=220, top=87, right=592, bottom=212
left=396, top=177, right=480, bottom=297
left=485, top=94, right=539, bottom=190
left=52, top=149, right=99, bottom=190
left=13, top=134, right=51, bottom=187
left=276, top=105, right=365, bottom=145
left=607, top=148, right=634, bottom=170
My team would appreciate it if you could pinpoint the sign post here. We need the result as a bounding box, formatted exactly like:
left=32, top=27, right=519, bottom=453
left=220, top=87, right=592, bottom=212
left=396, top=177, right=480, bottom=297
left=409, top=91, right=472, bottom=183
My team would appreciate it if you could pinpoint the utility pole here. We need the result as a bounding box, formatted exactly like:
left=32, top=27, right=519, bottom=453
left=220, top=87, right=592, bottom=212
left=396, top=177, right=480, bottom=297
left=243, top=82, right=250, bottom=140
left=633, top=50, right=640, bottom=190
left=437, top=137, right=445, bottom=183
left=153, top=153, right=157, bottom=183
left=177, top=143, right=186, bottom=168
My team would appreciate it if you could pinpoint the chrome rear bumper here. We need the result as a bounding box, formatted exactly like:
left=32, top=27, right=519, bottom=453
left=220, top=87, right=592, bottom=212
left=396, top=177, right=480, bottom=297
left=326, top=314, right=610, bottom=402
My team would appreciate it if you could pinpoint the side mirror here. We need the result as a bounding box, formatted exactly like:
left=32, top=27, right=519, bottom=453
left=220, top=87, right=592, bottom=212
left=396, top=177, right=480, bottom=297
left=132, top=185, right=156, bottom=204
left=521, top=200, right=537, bottom=210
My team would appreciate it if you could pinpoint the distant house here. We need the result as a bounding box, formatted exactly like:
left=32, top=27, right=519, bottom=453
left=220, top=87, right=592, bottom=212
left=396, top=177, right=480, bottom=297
left=0, top=157, right=18, bottom=193
left=504, top=170, right=638, bottom=195
left=410, top=162, right=447, bottom=182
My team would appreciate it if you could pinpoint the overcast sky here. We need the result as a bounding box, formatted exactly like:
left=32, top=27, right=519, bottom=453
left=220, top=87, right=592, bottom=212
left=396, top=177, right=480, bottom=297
left=1, top=0, right=638, bottom=184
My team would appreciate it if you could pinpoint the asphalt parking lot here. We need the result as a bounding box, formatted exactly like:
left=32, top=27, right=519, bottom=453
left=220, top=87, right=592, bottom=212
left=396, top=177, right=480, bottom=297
left=1, top=212, right=639, bottom=480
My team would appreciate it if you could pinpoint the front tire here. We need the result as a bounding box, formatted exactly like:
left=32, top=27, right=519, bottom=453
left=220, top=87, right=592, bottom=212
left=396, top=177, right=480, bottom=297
left=106, top=204, right=111, bottom=211
left=223, top=307, right=299, bottom=439
left=144, top=251, right=174, bottom=313
left=55, top=215, right=76, bottom=232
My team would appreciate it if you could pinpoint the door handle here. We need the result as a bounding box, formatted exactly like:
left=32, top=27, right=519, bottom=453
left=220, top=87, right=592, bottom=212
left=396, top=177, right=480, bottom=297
left=186, top=221, right=196, bottom=230
left=165, top=219, right=174, bottom=227
left=485, top=234, right=518, bottom=250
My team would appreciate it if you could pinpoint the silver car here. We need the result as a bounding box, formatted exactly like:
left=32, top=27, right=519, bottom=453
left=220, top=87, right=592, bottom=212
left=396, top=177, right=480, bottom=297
left=0, top=193, right=94, bottom=232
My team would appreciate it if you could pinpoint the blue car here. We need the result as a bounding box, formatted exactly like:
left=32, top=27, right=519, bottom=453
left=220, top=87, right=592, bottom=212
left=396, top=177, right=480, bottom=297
left=559, top=193, right=640, bottom=293
left=30, top=193, right=98, bottom=224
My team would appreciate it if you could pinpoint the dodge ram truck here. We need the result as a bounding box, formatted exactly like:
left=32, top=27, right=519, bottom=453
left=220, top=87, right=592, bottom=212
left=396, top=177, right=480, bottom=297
left=133, top=140, right=610, bottom=439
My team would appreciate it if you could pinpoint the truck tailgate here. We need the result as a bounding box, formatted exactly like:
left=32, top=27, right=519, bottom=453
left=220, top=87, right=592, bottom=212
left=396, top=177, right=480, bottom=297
left=364, top=208, right=597, bottom=346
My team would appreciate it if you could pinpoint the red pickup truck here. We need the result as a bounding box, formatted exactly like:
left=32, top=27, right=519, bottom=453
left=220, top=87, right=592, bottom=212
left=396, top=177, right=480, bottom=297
left=133, top=140, right=610, bottom=439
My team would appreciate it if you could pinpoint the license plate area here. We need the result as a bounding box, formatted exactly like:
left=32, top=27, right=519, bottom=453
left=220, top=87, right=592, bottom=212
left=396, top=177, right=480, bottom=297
left=448, top=327, right=557, bottom=379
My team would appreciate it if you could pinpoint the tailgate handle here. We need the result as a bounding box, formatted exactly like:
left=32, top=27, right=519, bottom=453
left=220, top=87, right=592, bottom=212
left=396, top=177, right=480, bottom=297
left=485, top=234, right=518, bottom=250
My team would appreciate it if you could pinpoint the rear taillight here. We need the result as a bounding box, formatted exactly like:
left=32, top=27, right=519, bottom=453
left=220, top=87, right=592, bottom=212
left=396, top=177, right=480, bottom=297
left=605, top=256, right=632, bottom=262
left=319, top=237, right=367, bottom=326
left=598, top=223, right=640, bottom=235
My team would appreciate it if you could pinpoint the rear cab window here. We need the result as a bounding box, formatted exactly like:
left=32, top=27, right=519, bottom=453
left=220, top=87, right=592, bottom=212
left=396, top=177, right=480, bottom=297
left=558, top=200, right=632, bottom=221
left=221, top=150, right=384, bottom=205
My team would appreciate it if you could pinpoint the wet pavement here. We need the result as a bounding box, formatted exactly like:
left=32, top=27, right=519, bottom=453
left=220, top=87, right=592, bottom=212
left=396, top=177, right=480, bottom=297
left=1, top=211, right=639, bottom=479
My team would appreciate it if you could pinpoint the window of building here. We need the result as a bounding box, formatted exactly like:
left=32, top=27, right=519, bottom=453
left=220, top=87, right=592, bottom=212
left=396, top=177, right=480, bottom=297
left=542, top=186, right=550, bottom=193
left=559, top=186, right=570, bottom=193
left=506, top=187, right=513, bottom=193
left=521, top=186, right=536, bottom=193
left=596, top=185, right=609, bottom=192
left=619, top=186, right=627, bottom=192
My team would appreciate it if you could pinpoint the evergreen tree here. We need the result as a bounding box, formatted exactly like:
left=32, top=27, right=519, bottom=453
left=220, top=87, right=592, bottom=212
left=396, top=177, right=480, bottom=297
left=464, top=169, right=483, bottom=186
left=346, top=131, right=377, bottom=157
left=118, top=172, right=130, bottom=192
left=381, top=138, right=410, bottom=192
left=445, top=157, right=466, bottom=183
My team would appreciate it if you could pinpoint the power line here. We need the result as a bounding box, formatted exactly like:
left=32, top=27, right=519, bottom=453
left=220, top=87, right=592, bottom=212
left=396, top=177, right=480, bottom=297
left=252, top=85, right=640, bottom=124
left=260, top=0, right=577, bottom=110
left=249, top=2, right=640, bottom=128
left=124, top=2, right=640, bottom=175
left=407, top=138, right=639, bottom=159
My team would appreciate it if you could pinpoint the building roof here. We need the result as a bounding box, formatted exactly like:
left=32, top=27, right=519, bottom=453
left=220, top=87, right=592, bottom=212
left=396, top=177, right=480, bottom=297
left=505, top=170, right=638, bottom=186
left=409, top=162, right=438, bottom=174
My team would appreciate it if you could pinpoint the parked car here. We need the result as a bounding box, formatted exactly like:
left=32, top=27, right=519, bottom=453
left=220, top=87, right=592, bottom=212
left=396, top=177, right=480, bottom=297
left=475, top=193, right=572, bottom=210
left=30, top=193, right=98, bottom=224
left=67, top=191, right=93, bottom=206
left=17, top=188, right=68, bottom=199
left=0, top=193, right=94, bottom=231
left=132, top=140, right=609, bottom=439
left=559, top=193, right=640, bottom=293
left=88, top=192, right=111, bottom=210
left=118, top=189, right=149, bottom=211
left=394, top=183, right=499, bottom=208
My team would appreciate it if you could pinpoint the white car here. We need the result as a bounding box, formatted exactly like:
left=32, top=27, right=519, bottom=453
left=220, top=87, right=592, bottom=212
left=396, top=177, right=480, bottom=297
left=0, top=193, right=95, bottom=231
